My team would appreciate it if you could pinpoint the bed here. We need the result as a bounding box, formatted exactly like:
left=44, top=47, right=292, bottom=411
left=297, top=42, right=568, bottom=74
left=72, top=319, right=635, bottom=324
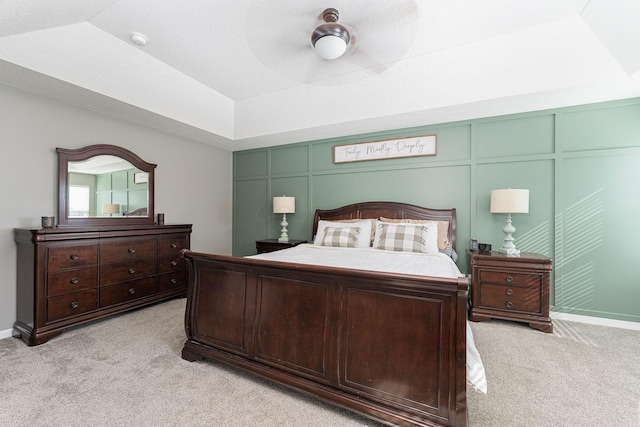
left=181, top=201, right=481, bottom=426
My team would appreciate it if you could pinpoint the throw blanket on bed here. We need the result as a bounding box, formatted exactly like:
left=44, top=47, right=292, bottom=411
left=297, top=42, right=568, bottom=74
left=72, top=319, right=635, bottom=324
left=249, top=244, right=488, bottom=394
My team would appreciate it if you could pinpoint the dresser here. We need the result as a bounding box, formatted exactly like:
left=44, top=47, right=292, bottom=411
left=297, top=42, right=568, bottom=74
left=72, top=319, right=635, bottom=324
left=468, top=251, right=553, bottom=333
left=255, top=239, right=307, bottom=254
left=14, top=224, right=191, bottom=346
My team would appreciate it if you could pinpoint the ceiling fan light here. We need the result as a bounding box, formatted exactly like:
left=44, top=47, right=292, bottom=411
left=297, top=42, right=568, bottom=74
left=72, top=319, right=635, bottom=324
left=311, top=8, right=350, bottom=60
left=313, top=33, right=348, bottom=60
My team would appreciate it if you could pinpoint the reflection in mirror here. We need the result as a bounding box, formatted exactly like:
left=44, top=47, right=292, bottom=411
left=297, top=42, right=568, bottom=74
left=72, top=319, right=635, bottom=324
left=67, top=156, right=146, bottom=218
left=57, top=145, right=156, bottom=226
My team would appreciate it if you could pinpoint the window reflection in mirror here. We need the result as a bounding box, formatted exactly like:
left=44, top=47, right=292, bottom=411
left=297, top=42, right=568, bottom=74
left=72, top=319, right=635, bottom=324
left=69, top=185, right=90, bottom=217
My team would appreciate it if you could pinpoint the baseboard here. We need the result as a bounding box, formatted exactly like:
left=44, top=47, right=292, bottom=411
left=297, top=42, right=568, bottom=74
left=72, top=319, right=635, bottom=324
left=0, top=328, right=14, bottom=340
left=551, top=311, right=640, bottom=331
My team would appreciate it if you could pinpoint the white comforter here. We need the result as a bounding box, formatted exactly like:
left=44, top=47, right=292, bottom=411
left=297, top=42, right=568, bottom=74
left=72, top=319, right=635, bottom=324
left=251, top=244, right=462, bottom=278
left=249, top=244, right=487, bottom=394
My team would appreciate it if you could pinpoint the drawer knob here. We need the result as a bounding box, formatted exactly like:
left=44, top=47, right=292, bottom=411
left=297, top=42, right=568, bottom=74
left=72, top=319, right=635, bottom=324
left=506, top=275, right=513, bottom=282
left=128, top=268, right=136, bottom=274
left=70, top=277, right=79, bottom=284
left=128, top=247, right=136, bottom=254
left=70, top=301, right=79, bottom=309
left=170, top=260, right=178, bottom=267
left=506, top=301, right=513, bottom=309
left=70, top=254, right=79, bottom=260
left=170, top=243, right=177, bottom=249
left=506, top=288, right=513, bottom=296
left=170, top=278, right=177, bottom=285
left=128, top=288, right=136, bottom=295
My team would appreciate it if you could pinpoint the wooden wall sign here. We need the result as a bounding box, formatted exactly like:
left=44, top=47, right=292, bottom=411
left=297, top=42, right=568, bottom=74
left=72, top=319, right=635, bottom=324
left=334, top=134, right=437, bottom=163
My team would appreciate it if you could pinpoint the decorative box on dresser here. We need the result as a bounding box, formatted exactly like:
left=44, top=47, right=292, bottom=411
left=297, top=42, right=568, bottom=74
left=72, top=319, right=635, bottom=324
left=468, top=251, right=553, bottom=333
left=14, top=224, right=192, bottom=346
left=255, top=239, right=307, bottom=254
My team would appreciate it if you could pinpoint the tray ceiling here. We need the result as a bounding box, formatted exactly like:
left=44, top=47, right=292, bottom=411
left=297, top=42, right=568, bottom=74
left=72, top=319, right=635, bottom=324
left=0, top=0, right=638, bottom=151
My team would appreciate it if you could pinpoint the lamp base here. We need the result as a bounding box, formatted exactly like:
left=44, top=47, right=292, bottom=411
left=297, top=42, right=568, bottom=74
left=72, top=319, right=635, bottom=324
left=499, top=213, right=521, bottom=257
left=498, top=247, right=520, bottom=257
left=278, top=213, right=289, bottom=243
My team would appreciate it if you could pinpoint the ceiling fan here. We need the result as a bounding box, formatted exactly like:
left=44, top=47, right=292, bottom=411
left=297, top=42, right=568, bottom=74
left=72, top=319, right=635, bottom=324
left=244, top=2, right=419, bottom=86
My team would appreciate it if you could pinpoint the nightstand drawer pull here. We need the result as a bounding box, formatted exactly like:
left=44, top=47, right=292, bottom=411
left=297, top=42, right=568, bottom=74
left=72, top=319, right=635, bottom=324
left=505, top=301, right=513, bottom=309
left=170, top=278, right=177, bottom=285
left=171, top=261, right=178, bottom=267
left=128, top=288, right=136, bottom=295
left=70, top=277, right=79, bottom=284
left=506, top=288, right=513, bottom=296
left=128, top=247, right=136, bottom=254
left=170, top=243, right=177, bottom=249
left=70, top=301, right=79, bottom=309
left=70, top=254, right=79, bottom=260
left=128, top=268, right=136, bottom=274
left=506, top=275, right=513, bottom=282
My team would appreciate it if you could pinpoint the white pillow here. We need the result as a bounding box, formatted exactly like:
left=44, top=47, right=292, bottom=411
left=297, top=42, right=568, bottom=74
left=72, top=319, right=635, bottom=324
left=373, top=220, right=439, bottom=253
left=314, top=220, right=372, bottom=248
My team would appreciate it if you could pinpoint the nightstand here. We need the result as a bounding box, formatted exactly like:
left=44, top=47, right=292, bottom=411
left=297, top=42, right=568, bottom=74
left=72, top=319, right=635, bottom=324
left=255, top=239, right=307, bottom=254
left=468, top=251, right=553, bottom=333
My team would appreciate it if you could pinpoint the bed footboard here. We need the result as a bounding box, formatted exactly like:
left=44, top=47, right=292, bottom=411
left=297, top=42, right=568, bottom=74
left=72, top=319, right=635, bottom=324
left=181, top=250, right=469, bottom=427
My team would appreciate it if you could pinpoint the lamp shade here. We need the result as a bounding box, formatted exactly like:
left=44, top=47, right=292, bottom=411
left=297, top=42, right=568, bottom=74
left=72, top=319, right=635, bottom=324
left=102, top=203, right=120, bottom=214
left=273, top=196, right=295, bottom=214
left=490, top=189, right=529, bottom=214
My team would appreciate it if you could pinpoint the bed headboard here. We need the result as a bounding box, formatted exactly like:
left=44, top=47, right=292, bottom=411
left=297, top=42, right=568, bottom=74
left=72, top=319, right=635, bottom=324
left=313, top=201, right=458, bottom=252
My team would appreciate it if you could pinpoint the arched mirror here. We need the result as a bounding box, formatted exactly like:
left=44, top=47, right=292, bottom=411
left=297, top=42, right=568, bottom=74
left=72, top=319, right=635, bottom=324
left=57, top=144, right=156, bottom=226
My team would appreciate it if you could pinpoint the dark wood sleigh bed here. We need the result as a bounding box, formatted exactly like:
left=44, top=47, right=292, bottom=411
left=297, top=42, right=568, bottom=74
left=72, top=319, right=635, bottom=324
left=181, top=202, right=470, bottom=426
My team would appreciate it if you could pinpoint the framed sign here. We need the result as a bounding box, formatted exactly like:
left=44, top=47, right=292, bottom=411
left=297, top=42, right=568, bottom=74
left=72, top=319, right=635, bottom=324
left=334, top=134, right=437, bottom=163
left=133, top=172, right=149, bottom=184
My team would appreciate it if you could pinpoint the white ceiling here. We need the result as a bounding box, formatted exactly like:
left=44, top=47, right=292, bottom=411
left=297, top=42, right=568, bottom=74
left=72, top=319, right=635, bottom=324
left=0, top=0, right=639, bottom=152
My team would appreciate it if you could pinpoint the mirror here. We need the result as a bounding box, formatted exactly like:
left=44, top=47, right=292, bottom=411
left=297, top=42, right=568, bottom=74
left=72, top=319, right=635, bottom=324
left=57, top=144, right=156, bottom=226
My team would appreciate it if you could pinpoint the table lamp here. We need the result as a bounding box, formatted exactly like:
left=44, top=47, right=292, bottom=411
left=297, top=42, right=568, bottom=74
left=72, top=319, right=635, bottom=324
left=490, top=189, right=529, bottom=256
left=102, top=203, right=120, bottom=217
left=273, top=196, right=295, bottom=242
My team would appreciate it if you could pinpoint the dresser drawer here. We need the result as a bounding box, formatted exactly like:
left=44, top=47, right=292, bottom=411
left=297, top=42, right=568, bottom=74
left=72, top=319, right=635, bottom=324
left=159, top=236, right=187, bottom=256
left=48, top=267, right=98, bottom=297
left=47, top=243, right=98, bottom=270
left=159, top=254, right=185, bottom=274
left=99, top=259, right=158, bottom=285
left=158, top=272, right=187, bottom=293
left=100, top=238, right=158, bottom=263
left=479, top=270, right=541, bottom=288
left=99, top=277, right=157, bottom=307
left=479, top=284, right=541, bottom=313
left=47, top=290, right=98, bottom=322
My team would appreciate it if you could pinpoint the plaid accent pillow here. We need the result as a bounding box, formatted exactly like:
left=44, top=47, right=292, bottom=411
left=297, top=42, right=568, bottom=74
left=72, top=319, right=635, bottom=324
left=320, top=226, right=360, bottom=248
left=373, top=223, right=436, bottom=253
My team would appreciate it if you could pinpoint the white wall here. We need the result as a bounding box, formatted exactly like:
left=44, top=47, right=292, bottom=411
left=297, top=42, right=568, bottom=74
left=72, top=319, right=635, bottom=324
left=0, top=83, right=232, bottom=333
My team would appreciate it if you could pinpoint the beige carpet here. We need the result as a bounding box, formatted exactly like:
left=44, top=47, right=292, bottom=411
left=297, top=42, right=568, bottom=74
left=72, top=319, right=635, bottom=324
left=1, top=298, right=638, bottom=427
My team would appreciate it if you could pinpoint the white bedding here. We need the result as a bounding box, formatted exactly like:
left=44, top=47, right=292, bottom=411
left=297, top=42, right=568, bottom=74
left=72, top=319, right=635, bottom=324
left=249, top=244, right=487, bottom=394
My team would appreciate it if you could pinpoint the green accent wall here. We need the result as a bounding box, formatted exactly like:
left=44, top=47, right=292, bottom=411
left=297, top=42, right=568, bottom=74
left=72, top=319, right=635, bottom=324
left=234, top=97, right=640, bottom=323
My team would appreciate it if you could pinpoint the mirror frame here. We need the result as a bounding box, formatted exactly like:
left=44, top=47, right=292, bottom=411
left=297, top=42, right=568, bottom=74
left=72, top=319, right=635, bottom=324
left=57, top=144, right=156, bottom=226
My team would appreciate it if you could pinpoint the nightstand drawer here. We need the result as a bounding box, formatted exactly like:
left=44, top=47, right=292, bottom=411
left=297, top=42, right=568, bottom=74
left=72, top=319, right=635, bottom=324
left=479, top=284, right=541, bottom=313
left=479, top=270, right=540, bottom=288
